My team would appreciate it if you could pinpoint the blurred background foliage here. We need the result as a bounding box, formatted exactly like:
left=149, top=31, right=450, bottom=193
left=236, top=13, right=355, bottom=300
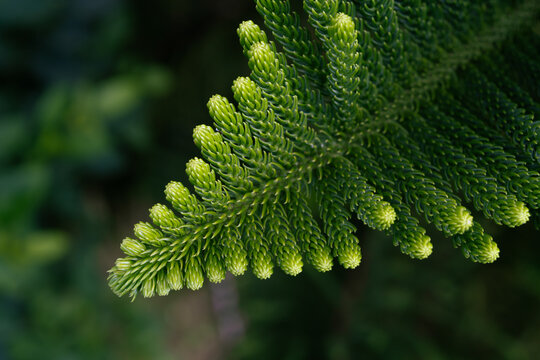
left=0, top=1, right=538, bottom=359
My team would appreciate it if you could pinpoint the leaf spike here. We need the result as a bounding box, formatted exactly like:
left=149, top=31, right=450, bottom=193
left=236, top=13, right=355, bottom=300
left=287, top=187, right=333, bottom=272
left=222, top=227, right=249, bottom=276
left=185, top=256, right=204, bottom=290
left=186, top=157, right=228, bottom=204
left=114, top=258, right=132, bottom=272
left=506, top=201, right=530, bottom=228
left=149, top=203, right=184, bottom=236
left=184, top=157, right=228, bottom=283
left=166, top=260, right=184, bottom=291
left=231, top=76, right=294, bottom=165
left=237, top=20, right=268, bottom=55
left=155, top=271, right=171, bottom=296
left=164, top=180, right=205, bottom=221
left=244, top=215, right=274, bottom=279
left=317, top=166, right=362, bottom=269
left=133, top=222, right=168, bottom=247
left=205, top=247, right=226, bottom=283
left=453, top=222, right=500, bottom=264
left=264, top=203, right=304, bottom=276
left=246, top=41, right=316, bottom=150
left=325, top=12, right=363, bottom=128
left=120, top=237, right=146, bottom=257
left=192, top=124, right=252, bottom=195
left=395, top=218, right=433, bottom=260
left=207, top=94, right=274, bottom=180
left=333, top=156, right=397, bottom=231
left=141, top=276, right=156, bottom=298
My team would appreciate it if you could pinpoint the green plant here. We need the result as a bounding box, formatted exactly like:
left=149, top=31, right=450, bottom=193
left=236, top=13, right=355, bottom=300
left=108, top=0, right=540, bottom=298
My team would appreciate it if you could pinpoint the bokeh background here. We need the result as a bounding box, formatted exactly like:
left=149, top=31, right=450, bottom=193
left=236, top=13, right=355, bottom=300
left=1, top=1, right=539, bottom=359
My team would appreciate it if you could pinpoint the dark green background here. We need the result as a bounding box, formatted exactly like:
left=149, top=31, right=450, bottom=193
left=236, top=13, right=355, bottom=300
left=1, top=1, right=538, bottom=359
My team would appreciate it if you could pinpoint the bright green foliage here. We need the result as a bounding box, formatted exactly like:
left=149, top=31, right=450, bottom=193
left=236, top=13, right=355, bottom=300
left=109, top=0, right=540, bottom=298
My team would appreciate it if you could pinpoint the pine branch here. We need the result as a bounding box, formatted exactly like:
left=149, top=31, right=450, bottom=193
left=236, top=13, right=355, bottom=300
left=108, top=0, right=540, bottom=298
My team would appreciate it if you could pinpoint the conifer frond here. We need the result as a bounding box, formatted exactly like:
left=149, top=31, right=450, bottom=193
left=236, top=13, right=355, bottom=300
left=109, top=0, right=540, bottom=298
